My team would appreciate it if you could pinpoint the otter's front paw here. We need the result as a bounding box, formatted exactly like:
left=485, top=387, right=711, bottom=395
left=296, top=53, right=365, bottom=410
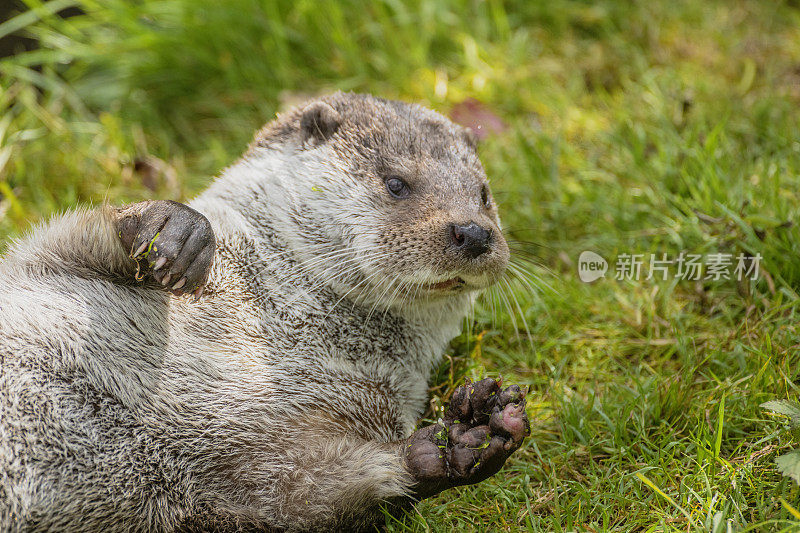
left=403, top=378, right=529, bottom=499
left=117, top=200, right=215, bottom=297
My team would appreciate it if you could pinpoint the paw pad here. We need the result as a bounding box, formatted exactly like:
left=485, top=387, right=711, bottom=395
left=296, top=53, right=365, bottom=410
left=404, top=377, right=530, bottom=498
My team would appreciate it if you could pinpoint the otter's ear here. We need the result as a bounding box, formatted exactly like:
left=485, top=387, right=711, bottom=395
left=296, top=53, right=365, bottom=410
left=300, top=102, right=341, bottom=144
left=462, top=127, right=479, bottom=150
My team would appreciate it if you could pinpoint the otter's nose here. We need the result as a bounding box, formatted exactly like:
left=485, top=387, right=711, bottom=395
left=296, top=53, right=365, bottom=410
left=449, top=222, right=492, bottom=258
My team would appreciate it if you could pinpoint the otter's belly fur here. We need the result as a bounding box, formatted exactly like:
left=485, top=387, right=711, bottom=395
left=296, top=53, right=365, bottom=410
left=0, top=249, right=447, bottom=530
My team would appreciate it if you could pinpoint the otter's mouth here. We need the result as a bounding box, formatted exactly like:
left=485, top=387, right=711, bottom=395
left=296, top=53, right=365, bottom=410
left=425, top=277, right=465, bottom=291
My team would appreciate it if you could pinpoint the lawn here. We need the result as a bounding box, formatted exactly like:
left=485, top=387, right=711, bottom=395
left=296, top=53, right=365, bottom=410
left=2, top=0, right=800, bottom=530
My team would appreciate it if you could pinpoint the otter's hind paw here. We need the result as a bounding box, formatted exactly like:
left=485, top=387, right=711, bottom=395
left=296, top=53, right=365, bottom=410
left=117, top=200, right=216, bottom=297
left=403, top=378, right=530, bottom=499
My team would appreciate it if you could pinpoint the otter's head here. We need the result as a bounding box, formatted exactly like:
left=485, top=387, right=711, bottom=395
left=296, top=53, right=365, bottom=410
left=252, top=92, right=509, bottom=310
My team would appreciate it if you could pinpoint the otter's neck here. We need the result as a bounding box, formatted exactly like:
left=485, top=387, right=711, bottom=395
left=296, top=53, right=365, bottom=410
left=193, top=151, right=474, bottom=369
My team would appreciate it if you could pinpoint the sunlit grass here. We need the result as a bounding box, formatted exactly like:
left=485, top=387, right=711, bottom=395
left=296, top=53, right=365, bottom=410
left=3, top=0, right=800, bottom=530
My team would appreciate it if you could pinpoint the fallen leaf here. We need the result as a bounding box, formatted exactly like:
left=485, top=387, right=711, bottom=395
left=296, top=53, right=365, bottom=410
left=449, top=98, right=506, bottom=140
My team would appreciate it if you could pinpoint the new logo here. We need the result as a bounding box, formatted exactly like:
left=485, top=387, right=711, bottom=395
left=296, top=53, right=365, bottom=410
left=578, top=251, right=608, bottom=283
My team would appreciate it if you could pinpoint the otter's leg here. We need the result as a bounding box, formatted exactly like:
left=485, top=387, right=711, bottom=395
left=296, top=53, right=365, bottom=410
left=272, top=436, right=414, bottom=531
left=280, top=379, right=528, bottom=530
left=5, top=201, right=215, bottom=297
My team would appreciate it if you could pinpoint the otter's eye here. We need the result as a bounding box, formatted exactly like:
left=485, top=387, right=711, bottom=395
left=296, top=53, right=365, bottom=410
left=481, top=184, right=491, bottom=208
left=386, top=177, right=410, bottom=199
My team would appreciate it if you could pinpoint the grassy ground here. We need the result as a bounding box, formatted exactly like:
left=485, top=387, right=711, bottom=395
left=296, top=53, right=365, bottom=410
left=3, top=0, right=800, bottom=530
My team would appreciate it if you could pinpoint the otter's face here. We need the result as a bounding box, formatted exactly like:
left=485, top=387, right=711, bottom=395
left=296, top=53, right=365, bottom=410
left=365, top=126, right=509, bottom=297
left=255, top=94, right=509, bottom=307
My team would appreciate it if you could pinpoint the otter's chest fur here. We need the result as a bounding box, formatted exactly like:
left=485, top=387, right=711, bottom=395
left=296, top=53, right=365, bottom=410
left=181, top=223, right=462, bottom=440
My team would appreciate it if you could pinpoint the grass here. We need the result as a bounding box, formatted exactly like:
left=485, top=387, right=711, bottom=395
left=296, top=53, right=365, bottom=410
left=3, top=0, right=800, bottom=530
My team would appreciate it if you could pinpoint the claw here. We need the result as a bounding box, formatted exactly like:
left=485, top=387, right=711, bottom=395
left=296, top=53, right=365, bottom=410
left=154, top=257, right=167, bottom=270
left=172, top=277, right=187, bottom=290
left=133, top=241, right=148, bottom=258
left=161, top=272, right=172, bottom=286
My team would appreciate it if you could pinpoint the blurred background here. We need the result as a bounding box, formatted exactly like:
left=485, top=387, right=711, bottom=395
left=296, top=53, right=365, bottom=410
left=2, top=1, right=800, bottom=530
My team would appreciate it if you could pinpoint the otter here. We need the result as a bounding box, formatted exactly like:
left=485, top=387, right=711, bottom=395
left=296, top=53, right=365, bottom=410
left=0, top=92, right=529, bottom=532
